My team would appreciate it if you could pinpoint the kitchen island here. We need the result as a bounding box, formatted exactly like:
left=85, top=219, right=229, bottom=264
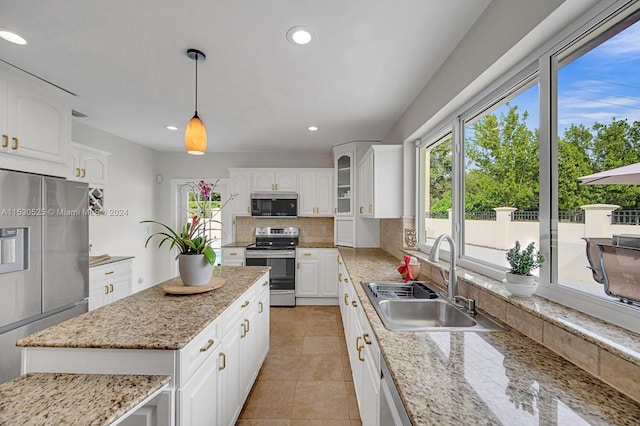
left=338, top=248, right=640, bottom=425
left=18, top=265, right=271, bottom=426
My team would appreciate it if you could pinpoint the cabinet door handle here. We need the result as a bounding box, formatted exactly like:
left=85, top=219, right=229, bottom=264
left=359, top=206, right=363, bottom=214
left=200, top=339, right=214, bottom=352
left=344, top=277, right=349, bottom=284
left=219, top=352, right=226, bottom=370
left=241, top=323, right=246, bottom=338
left=363, top=333, right=372, bottom=345
left=259, top=301, right=263, bottom=313
left=334, top=208, right=337, bottom=214
left=247, top=207, right=250, bottom=213
left=339, top=273, right=343, bottom=281
left=275, top=183, right=278, bottom=190
left=271, top=183, right=275, bottom=190
left=104, top=285, right=109, bottom=295
left=297, top=262, right=300, bottom=269
left=368, top=204, right=372, bottom=213
left=109, top=284, right=114, bottom=293
left=245, top=318, right=250, bottom=332
left=81, top=168, right=86, bottom=178
left=11, top=137, right=18, bottom=150
left=1, top=134, right=8, bottom=148
left=241, top=300, right=249, bottom=308
left=358, top=345, right=364, bottom=362
left=75, top=168, right=81, bottom=177
left=344, top=293, right=349, bottom=305
left=263, top=280, right=269, bottom=286
left=351, top=300, right=358, bottom=308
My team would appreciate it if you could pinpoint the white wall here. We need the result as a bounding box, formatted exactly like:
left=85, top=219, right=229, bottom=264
left=72, top=121, right=159, bottom=292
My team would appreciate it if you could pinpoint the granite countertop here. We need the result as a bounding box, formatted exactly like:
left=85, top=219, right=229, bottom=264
left=338, top=247, right=640, bottom=426
left=89, top=255, right=134, bottom=268
left=221, top=241, right=253, bottom=248
left=18, top=266, right=270, bottom=350
left=0, top=373, right=170, bottom=426
left=297, top=242, right=337, bottom=249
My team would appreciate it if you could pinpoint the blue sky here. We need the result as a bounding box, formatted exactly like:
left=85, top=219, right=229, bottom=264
left=471, top=19, right=640, bottom=136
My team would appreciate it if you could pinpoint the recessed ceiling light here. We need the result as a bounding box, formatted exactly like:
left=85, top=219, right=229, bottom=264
left=287, top=26, right=313, bottom=46
left=166, top=125, right=179, bottom=131
left=0, top=30, right=27, bottom=45
left=307, top=126, right=318, bottom=131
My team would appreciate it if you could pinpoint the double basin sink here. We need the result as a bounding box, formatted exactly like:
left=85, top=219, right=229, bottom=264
left=361, top=281, right=506, bottom=332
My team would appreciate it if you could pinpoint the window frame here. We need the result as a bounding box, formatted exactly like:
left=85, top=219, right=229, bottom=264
left=414, top=0, right=640, bottom=333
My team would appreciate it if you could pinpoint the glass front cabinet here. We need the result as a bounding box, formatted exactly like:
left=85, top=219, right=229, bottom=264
left=335, top=152, right=353, bottom=216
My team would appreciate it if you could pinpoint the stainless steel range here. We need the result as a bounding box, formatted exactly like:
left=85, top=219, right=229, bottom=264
left=245, top=226, right=298, bottom=306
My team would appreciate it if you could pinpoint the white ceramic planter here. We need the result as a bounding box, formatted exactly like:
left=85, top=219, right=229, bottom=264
left=505, top=272, right=537, bottom=297
left=178, top=254, right=213, bottom=286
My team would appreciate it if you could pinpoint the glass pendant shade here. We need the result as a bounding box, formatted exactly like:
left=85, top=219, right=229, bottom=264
left=185, top=113, right=207, bottom=155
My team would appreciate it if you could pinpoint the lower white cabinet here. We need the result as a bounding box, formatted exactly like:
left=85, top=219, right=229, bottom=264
left=339, top=254, right=380, bottom=425
left=295, top=248, right=339, bottom=300
left=179, top=348, right=220, bottom=426
left=89, top=258, right=133, bottom=311
left=221, top=248, right=245, bottom=266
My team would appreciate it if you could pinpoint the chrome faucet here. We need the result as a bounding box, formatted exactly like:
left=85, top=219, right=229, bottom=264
left=428, top=234, right=458, bottom=300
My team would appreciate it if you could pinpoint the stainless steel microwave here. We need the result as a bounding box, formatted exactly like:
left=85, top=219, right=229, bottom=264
left=251, top=192, right=298, bottom=217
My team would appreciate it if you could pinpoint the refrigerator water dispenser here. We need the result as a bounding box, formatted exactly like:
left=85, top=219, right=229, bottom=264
left=0, top=228, right=27, bottom=273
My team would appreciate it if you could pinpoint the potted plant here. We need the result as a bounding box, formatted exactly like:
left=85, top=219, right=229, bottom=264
left=142, top=215, right=216, bottom=286
left=505, top=241, right=544, bottom=297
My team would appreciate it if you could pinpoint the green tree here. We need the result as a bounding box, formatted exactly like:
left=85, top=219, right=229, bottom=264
left=428, top=139, right=452, bottom=211
left=465, top=104, right=540, bottom=211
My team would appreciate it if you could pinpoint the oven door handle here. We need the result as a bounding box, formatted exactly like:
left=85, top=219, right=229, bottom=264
left=270, top=289, right=295, bottom=294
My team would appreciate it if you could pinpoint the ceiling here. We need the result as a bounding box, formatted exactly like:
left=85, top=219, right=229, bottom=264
left=0, top=0, right=491, bottom=153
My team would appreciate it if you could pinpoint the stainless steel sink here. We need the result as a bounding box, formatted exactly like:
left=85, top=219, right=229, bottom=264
left=361, top=281, right=506, bottom=332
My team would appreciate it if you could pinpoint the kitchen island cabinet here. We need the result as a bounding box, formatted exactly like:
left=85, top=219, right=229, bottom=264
left=337, top=248, right=640, bottom=426
left=18, top=266, right=271, bottom=426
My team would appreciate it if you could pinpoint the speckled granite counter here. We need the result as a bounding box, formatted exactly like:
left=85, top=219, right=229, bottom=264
left=18, top=266, right=270, bottom=350
left=297, top=242, right=337, bottom=249
left=89, top=255, right=134, bottom=268
left=338, top=247, right=640, bottom=426
left=0, top=373, right=170, bottom=426
left=222, top=241, right=253, bottom=248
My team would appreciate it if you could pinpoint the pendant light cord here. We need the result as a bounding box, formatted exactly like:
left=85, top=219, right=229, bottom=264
left=194, top=52, right=198, bottom=115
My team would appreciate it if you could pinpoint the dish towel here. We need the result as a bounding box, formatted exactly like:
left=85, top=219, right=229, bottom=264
left=397, top=255, right=414, bottom=282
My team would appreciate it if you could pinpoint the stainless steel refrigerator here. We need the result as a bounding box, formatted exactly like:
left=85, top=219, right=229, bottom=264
left=0, top=169, right=89, bottom=383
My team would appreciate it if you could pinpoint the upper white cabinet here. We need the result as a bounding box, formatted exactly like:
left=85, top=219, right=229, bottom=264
left=229, top=169, right=252, bottom=216
left=68, top=142, right=110, bottom=187
left=358, top=145, right=403, bottom=219
left=298, top=169, right=333, bottom=217
left=252, top=170, right=297, bottom=192
left=0, top=68, right=72, bottom=177
left=334, top=150, right=354, bottom=216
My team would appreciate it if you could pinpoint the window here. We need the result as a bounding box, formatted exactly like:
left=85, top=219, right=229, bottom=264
left=416, top=2, right=640, bottom=332
left=417, top=131, right=453, bottom=248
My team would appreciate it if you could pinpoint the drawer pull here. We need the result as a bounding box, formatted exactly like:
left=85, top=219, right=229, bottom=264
left=241, top=300, right=250, bottom=308
left=104, top=271, right=114, bottom=275
left=351, top=300, right=358, bottom=308
left=219, top=352, right=226, bottom=370
left=303, top=253, right=312, bottom=256
left=363, top=333, right=372, bottom=345
left=229, top=252, right=237, bottom=256
left=200, top=339, right=214, bottom=352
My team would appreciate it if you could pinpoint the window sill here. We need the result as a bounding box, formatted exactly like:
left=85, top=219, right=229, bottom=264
left=404, top=249, right=640, bottom=369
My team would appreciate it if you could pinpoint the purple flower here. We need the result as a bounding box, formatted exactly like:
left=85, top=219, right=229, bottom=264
left=198, top=180, right=212, bottom=199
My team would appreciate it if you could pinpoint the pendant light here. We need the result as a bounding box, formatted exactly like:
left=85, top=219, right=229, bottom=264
left=185, top=48, right=207, bottom=155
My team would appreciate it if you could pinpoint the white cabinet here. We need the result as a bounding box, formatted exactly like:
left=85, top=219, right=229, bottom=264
left=335, top=150, right=354, bottom=216
left=0, top=69, right=71, bottom=177
left=299, top=169, right=333, bottom=216
left=179, top=340, right=220, bottom=426
left=221, top=247, right=245, bottom=266
left=89, top=259, right=133, bottom=311
left=296, top=248, right=339, bottom=300
left=252, top=170, right=297, bottom=192
left=68, top=142, right=109, bottom=186
left=358, top=145, right=403, bottom=219
left=296, top=249, right=321, bottom=297
left=229, top=169, right=252, bottom=216
left=340, top=261, right=380, bottom=425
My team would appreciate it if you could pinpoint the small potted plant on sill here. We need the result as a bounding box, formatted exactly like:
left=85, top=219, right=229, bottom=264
left=505, top=241, right=544, bottom=297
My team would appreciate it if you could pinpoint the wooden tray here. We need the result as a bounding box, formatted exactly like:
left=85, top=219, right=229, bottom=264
left=162, top=277, right=226, bottom=295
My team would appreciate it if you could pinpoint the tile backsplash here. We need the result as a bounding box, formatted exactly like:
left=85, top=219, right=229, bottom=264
left=235, top=216, right=334, bottom=243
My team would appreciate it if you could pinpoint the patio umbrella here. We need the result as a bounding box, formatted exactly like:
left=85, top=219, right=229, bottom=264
left=578, top=162, right=640, bottom=185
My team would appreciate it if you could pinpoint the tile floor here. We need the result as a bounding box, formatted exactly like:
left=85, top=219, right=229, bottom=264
left=238, top=305, right=362, bottom=425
